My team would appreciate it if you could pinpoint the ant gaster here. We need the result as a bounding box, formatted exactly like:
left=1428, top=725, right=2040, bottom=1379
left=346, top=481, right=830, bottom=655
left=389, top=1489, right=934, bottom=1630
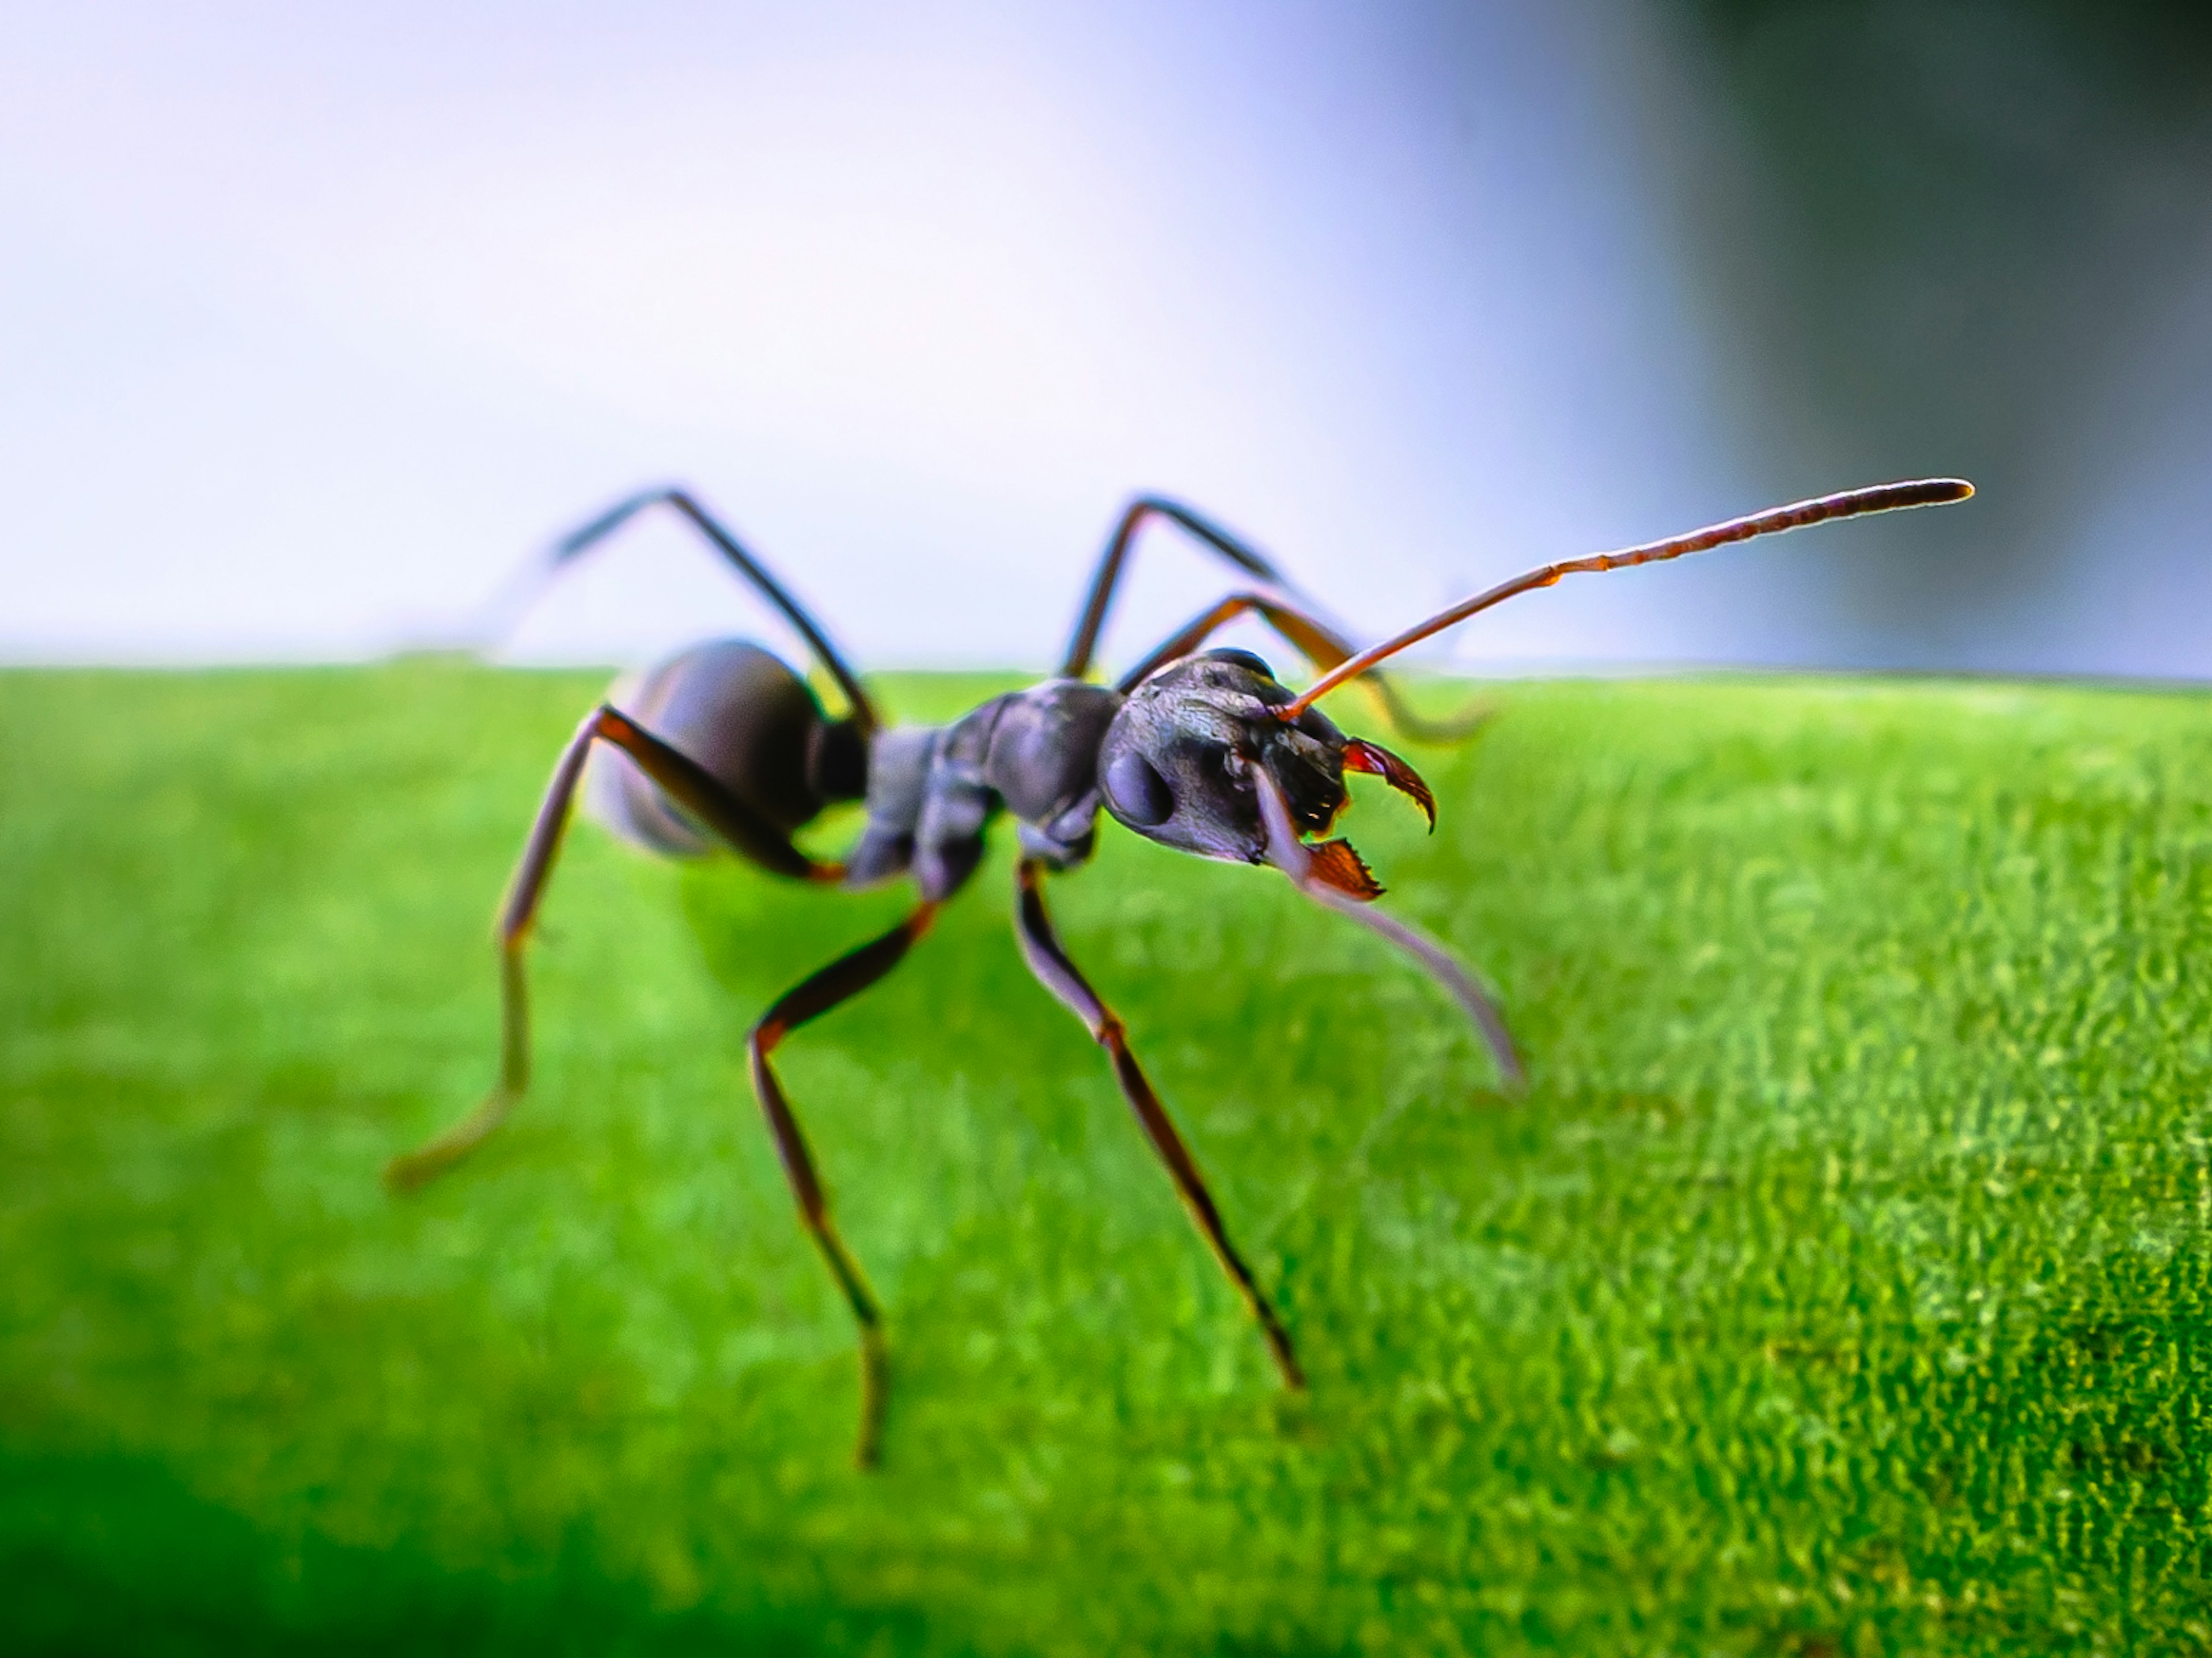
left=388, top=479, right=1973, bottom=1464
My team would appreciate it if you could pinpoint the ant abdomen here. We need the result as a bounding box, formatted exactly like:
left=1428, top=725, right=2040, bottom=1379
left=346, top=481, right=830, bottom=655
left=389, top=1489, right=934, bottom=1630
left=585, top=639, right=866, bottom=857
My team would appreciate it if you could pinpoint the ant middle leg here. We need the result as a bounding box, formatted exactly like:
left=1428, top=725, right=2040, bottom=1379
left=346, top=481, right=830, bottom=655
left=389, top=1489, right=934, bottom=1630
left=1059, top=496, right=1301, bottom=681
left=385, top=704, right=844, bottom=1193
left=1012, top=858, right=1305, bottom=1391
left=1118, top=590, right=1490, bottom=746
left=1059, top=497, right=1482, bottom=742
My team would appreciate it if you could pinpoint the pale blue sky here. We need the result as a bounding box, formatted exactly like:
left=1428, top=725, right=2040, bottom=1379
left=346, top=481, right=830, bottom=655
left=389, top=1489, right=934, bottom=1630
left=3, top=3, right=2204, bottom=677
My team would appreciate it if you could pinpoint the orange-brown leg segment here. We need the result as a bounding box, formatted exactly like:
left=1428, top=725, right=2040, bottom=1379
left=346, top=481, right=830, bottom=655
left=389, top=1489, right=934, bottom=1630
left=749, top=902, right=940, bottom=1467
left=1012, top=859, right=1305, bottom=1391
left=385, top=702, right=844, bottom=1193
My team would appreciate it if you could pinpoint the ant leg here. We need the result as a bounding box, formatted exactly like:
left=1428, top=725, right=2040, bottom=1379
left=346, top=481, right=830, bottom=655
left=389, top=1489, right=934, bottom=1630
left=1060, top=497, right=1301, bottom=681
left=1118, top=591, right=1490, bottom=745
left=1252, top=766, right=1524, bottom=1089
left=749, top=902, right=940, bottom=1468
left=385, top=704, right=844, bottom=1194
left=1060, top=498, right=1483, bottom=742
left=484, top=487, right=879, bottom=735
left=1012, top=859, right=1305, bottom=1391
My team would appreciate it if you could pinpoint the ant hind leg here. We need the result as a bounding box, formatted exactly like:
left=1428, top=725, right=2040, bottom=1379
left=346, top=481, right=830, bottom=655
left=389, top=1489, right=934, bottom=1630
left=385, top=704, right=844, bottom=1193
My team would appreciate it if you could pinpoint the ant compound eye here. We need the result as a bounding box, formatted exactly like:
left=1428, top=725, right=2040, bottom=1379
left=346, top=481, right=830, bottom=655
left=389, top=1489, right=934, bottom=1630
left=1103, top=749, right=1175, bottom=827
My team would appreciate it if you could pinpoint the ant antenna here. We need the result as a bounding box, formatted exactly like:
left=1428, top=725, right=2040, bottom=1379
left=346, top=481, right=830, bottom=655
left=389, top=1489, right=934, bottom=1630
left=1277, top=477, right=1975, bottom=722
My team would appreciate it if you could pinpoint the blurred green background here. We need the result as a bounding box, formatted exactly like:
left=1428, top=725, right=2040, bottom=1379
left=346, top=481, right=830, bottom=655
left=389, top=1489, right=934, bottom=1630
left=6, top=665, right=2210, bottom=1653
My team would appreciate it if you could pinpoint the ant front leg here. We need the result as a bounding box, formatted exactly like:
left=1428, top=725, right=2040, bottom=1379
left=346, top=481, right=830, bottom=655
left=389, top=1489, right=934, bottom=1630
left=748, top=902, right=940, bottom=1468
left=385, top=704, right=843, bottom=1193
left=1252, top=768, right=1524, bottom=1090
left=1012, top=859, right=1305, bottom=1391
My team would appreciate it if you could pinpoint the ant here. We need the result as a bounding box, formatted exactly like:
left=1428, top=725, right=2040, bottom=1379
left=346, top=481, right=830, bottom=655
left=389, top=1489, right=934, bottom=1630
left=387, top=477, right=1972, bottom=1464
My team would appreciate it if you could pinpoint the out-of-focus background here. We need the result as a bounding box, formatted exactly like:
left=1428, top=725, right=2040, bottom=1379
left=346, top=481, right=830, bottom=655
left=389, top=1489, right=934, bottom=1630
left=4, top=0, right=2208, bottom=679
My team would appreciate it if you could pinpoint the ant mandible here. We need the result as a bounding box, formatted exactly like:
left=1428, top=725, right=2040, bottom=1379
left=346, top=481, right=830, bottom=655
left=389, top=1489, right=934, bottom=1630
left=387, top=477, right=1973, bottom=1464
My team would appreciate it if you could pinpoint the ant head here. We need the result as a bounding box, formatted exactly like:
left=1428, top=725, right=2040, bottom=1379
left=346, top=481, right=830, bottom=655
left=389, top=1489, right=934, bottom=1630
left=1097, top=649, right=1431, bottom=896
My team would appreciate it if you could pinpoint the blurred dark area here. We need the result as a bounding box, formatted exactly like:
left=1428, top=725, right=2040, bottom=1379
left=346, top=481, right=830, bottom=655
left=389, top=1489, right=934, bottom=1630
left=1657, top=0, right=2212, bottom=671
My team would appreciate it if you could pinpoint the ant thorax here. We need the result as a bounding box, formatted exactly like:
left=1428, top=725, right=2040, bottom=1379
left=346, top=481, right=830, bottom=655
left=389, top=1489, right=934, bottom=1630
left=844, top=680, right=1124, bottom=900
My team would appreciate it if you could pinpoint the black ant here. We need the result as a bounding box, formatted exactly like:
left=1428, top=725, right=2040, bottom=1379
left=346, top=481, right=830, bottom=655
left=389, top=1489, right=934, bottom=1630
left=387, top=478, right=1972, bottom=1464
